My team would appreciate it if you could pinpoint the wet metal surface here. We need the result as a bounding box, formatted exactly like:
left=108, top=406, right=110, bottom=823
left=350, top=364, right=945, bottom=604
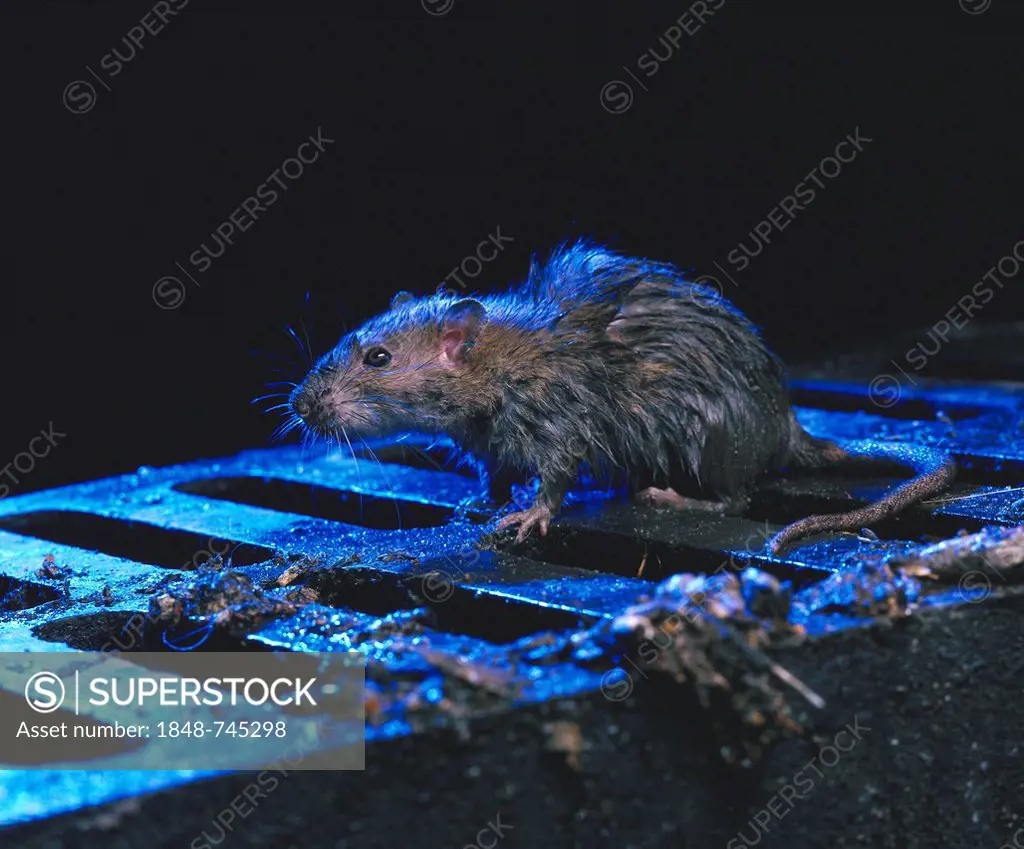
left=0, top=371, right=1022, bottom=829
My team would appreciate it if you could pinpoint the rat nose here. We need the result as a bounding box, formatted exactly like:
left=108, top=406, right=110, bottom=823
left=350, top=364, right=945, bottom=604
left=292, top=395, right=313, bottom=418
left=291, top=385, right=323, bottom=422
left=291, top=384, right=333, bottom=428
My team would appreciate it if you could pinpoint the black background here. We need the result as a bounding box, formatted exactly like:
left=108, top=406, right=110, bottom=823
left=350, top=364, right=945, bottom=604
left=3, top=0, right=1022, bottom=496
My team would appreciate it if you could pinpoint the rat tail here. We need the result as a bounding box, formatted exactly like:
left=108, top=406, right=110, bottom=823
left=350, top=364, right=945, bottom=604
left=767, top=426, right=957, bottom=554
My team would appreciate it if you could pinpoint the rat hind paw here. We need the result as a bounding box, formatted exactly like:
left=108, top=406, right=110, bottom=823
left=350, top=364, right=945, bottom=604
left=497, top=504, right=554, bottom=543
left=636, top=487, right=728, bottom=513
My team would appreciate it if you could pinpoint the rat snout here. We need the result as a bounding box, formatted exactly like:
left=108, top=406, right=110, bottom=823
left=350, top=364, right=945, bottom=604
left=290, top=382, right=333, bottom=431
left=290, top=363, right=373, bottom=437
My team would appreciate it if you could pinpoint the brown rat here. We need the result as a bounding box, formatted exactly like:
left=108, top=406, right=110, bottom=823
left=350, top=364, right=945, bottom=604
left=290, top=241, right=955, bottom=554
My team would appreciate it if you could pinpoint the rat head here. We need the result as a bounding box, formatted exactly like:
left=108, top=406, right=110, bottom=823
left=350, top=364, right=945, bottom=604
left=290, top=291, right=489, bottom=439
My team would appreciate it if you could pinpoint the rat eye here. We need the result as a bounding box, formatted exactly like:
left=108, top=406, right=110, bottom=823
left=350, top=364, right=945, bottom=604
left=363, top=346, right=392, bottom=368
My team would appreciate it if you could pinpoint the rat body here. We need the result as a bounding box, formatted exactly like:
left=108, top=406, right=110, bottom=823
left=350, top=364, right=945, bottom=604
left=291, top=242, right=955, bottom=553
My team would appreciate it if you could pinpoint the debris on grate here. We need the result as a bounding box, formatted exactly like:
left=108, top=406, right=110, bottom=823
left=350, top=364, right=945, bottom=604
left=36, top=554, right=70, bottom=581
left=150, top=561, right=311, bottom=647
left=570, top=569, right=817, bottom=767
left=377, top=550, right=421, bottom=564
left=793, top=554, right=919, bottom=619
left=895, top=523, right=1024, bottom=584
left=274, top=551, right=320, bottom=587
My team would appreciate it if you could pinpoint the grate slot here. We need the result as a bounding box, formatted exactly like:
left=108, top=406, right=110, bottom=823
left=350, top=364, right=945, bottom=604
left=954, top=453, right=1024, bottom=487
left=418, top=583, right=592, bottom=642
left=0, top=575, right=61, bottom=612
left=431, top=577, right=654, bottom=637
left=174, top=476, right=454, bottom=529
left=293, top=566, right=423, bottom=616
left=0, top=511, right=274, bottom=571
left=790, top=384, right=985, bottom=420
left=526, top=523, right=827, bottom=588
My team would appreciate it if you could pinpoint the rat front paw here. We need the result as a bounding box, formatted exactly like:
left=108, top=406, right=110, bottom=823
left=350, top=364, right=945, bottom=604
left=497, top=504, right=553, bottom=543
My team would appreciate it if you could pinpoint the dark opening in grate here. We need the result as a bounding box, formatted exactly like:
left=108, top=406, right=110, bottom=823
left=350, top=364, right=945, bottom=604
left=0, top=511, right=274, bottom=571
left=175, top=477, right=454, bottom=529
left=789, top=385, right=985, bottom=421
left=0, top=575, right=61, bottom=611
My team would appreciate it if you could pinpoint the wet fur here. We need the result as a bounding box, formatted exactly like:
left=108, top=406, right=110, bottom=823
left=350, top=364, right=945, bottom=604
left=294, top=241, right=955, bottom=551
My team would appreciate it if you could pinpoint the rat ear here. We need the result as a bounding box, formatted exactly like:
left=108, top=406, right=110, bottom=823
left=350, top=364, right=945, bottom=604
left=390, top=290, right=415, bottom=309
left=440, top=299, right=488, bottom=364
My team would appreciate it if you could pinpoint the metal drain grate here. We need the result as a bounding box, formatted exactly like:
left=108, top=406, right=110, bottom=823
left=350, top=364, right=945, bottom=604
left=2, top=344, right=1023, bottom=848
